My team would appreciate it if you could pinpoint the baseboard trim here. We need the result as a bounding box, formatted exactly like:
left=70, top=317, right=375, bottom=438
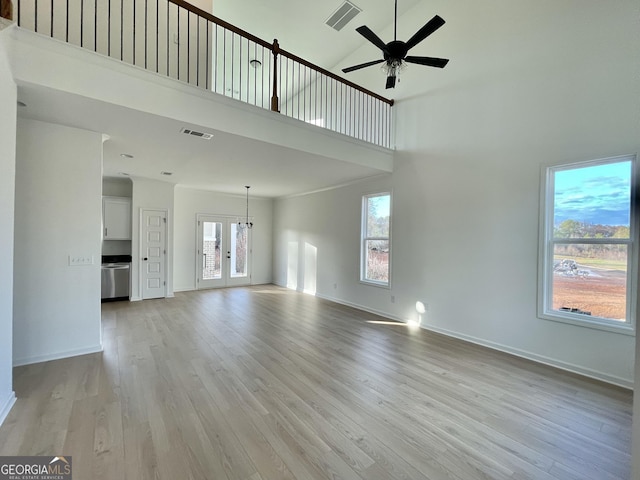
left=13, top=344, right=103, bottom=367
left=420, top=323, right=633, bottom=389
left=173, top=287, right=194, bottom=293
left=0, top=391, right=16, bottom=427
left=314, top=291, right=407, bottom=324
left=174, top=283, right=272, bottom=294
left=294, top=287, right=633, bottom=389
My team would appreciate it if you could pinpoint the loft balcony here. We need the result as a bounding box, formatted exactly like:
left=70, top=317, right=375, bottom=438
left=10, top=0, right=394, bottom=149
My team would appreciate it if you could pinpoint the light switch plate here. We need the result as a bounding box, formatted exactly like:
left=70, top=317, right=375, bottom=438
left=69, top=255, right=94, bottom=266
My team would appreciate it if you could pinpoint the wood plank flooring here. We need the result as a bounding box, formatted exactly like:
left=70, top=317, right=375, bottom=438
left=0, top=285, right=633, bottom=479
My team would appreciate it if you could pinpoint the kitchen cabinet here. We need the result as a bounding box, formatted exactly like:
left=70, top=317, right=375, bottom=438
left=103, top=196, right=131, bottom=240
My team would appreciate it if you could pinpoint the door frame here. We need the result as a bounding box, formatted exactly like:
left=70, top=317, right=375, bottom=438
left=195, top=213, right=252, bottom=289
left=138, top=207, right=169, bottom=300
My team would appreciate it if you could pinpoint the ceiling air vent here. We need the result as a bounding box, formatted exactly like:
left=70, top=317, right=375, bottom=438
left=326, top=1, right=362, bottom=31
left=181, top=128, right=214, bottom=140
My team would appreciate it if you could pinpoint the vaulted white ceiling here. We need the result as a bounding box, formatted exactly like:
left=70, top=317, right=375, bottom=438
left=214, top=0, right=424, bottom=73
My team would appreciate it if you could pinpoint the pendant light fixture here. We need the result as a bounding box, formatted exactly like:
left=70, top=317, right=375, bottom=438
left=238, top=186, right=253, bottom=229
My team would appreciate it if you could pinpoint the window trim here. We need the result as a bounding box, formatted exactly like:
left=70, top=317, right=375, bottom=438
left=537, top=154, right=637, bottom=335
left=360, top=191, right=392, bottom=288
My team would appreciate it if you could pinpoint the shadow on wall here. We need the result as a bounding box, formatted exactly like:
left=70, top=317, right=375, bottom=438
left=1, top=0, right=12, bottom=20
left=287, top=238, right=317, bottom=295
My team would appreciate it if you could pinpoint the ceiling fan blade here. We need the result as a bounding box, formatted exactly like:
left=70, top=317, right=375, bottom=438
left=405, top=56, right=449, bottom=68
left=405, top=15, right=445, bottom=51
left=385, top=75, right=397, bottom=89
left=342, top=59, right=385, bottom=73
left=355, top=25, right=388, bottom=52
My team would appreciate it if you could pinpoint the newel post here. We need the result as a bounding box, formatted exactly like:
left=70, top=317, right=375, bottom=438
left=271, top=39, right=280, bottom=112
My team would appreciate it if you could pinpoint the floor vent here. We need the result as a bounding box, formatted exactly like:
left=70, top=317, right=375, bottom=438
left=326, top=1, right=362, bottom=31
left=181, top=128, right=214, bottom=140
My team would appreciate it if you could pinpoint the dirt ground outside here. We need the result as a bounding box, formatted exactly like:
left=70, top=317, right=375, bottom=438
left=552, top=267, right=626, bottom=321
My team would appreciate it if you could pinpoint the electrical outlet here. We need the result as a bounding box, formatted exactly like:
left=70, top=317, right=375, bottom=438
left=69, top=255, right=94, bottom=266
left=390, top=295, right=396, bottom=303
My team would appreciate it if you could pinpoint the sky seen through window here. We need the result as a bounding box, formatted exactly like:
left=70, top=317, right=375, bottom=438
left=554, top=161, right=631, bottom=227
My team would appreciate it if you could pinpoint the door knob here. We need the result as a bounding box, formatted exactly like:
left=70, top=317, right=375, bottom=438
left=143, top=257, right=148, bottom=261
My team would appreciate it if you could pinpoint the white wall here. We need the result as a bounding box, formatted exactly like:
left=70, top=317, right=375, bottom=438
left=274, top=177, right=389, bottom=299
left=0, top=30, right=17, bottom=424
left=130, top=177, right=175, bottom=300
left=173, top=186, right=273, bottom=291
left=13, top=118, right=103, bottom=365
left=274, top=0, right=640, bottom=386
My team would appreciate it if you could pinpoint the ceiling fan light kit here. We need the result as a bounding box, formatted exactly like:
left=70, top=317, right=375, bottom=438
left=342, top=0, right=449, bottom=89
left=381, top=58, right=406, bottom=88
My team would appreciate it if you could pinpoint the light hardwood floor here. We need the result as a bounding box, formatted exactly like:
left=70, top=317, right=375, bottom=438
left=0, top=285, right=633, bottom=479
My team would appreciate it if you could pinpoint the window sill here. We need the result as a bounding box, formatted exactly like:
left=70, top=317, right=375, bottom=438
left=539, top=311, right=635, bottom=336
left=360, top=279, right=391, bottom=289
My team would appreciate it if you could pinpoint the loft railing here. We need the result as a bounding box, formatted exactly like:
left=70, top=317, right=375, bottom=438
left=15, top=0, right=394, bottom=148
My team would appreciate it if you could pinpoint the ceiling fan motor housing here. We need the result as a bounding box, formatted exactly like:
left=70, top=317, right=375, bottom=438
left=384, top=40, right=409, bottom=62
left=341, top=3, right=449, bottom=89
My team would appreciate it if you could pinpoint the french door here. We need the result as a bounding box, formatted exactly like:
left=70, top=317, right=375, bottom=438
left=197, top=215, right=251, bottom=289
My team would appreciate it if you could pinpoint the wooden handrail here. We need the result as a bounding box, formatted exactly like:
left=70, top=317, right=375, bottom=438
left=1, top=0, right=13, bottom=21
left=167, top=0, right=394, bottom=106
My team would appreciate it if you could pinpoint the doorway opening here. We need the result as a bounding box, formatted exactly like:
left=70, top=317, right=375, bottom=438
left=197, top=215, right=251, bottom=289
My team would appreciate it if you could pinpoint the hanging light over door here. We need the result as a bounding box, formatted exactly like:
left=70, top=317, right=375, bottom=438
left=238, top=186, right=253, bottom=229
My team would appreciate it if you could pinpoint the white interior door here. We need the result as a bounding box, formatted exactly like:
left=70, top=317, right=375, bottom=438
left=142, top=209, right=167, bottom=299
left=197, top=215, right=251, bottom=289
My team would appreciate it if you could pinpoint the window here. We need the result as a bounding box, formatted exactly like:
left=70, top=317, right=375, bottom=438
left=361, top=192, right=391, bottom=286
left=539, top=155, right=636, bottom=333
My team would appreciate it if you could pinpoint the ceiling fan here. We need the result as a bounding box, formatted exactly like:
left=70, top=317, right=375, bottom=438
left=342, top=0, right=449, bottom=89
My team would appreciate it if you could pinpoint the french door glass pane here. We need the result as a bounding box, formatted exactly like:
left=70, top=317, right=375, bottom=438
left=230, top=223, right=248, bottom=278
left=202, top=222, right=222, bottom=280
left=552, top=243, right=628, bottom=321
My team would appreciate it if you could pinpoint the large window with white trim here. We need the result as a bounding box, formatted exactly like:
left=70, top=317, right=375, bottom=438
left=361, top=192, right=391, bottom=286
left=539, top=155, right=637, bottom=332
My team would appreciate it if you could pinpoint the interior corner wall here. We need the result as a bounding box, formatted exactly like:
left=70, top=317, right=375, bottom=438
left=273, top=0, right=640, bottom=386
left=173, top=186, right=273, bottom=292
left=273, top=177, right=391, bottom=301
left=0, top=33, right=17, bottom=424
left=13, top=118, right=103, bottom=366
left=130, top=177, right=175, bottom=300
